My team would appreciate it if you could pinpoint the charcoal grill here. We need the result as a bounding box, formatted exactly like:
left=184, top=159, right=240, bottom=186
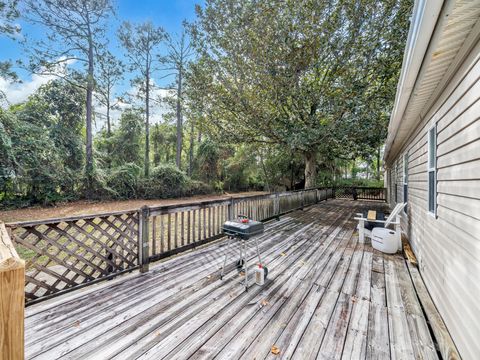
left=220, top=214, right=268, bottom=291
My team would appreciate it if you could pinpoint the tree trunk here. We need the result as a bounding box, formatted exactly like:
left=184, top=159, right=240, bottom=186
left=188, top=120, right=194, bottom=176
left=304, top=150, right=317, bottom=189
left=175, top=69, right=183, bottom=169
left=85, top=31, right=94, bottom=198
left=259, top=150, right=270, bottom=192
left=153, top=130, right=160, bottom=166
left=376, top=146, right=381, bottom=180
left=106, top=96, right=111, bottom=136
left=144, top=72, right=150, bottom=177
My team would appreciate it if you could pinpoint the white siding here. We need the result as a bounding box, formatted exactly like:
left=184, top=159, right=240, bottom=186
left=387, top=39, right=480, bottom=360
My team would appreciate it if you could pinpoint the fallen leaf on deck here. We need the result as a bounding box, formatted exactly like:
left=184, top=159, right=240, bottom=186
left=271, top=345, right=281, bottom=355
left=239, top=271, right=245, bottom=276
left=280, top=252, right=287, bottom=256
left=73, top=320, right=81, bottom=328
left=260, top=299, right=269, bottom=306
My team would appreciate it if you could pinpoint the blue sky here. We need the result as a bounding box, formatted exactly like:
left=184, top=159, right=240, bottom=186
left=0, top=0, right=204, bottom=129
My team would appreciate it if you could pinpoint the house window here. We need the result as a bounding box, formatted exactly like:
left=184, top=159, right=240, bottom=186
left=403, top=152, right=408, bottom=212
left=428, top=126, right=437, bottom=215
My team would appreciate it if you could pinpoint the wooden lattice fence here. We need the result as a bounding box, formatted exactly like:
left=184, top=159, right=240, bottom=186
left=7, top=211, right=139, bottom=304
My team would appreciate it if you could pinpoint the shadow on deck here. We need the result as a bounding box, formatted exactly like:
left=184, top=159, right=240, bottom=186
left=24, top=200, right=439, bottom=360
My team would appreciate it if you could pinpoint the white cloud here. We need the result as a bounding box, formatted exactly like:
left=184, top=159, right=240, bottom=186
left=0, top=73, right=56, bottom=105
left=0, top=57, right=77, bottom=106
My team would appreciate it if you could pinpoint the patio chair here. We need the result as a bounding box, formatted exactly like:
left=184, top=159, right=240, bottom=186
left=354, top=202, right=406, bottom=253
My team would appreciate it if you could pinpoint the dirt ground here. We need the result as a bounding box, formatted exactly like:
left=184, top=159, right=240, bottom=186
left=0, top=191, right=267, bottom=223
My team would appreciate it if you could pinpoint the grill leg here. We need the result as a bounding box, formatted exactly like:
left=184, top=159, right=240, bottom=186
left=220, top=236, right=233, bottom=280
left=243, top=239, right=248, bottom=291
left=254, top=236, right=262, bottom=265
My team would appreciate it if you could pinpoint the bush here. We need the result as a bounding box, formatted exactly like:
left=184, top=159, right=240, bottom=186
left=138, top=164, right=189, bottom=199
left=105, top=163, right=142, bottom=199
left=334, top=178, right=384, bottom=188
left=186, top=180, right=213, bottom=196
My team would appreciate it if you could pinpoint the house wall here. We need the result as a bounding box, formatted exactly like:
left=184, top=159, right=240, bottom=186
left=386, top=38, right=480, bottom=360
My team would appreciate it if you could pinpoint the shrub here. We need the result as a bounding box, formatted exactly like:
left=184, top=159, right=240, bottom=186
left=334, top=178, right=384, bottom=188
left=186, top=180, right=213, bottom=196
left=138, top=164, right=189, bottom=199
left=106, top=163, right=142, bottom=199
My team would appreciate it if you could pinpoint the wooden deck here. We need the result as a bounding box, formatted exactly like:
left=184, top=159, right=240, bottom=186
left=24, top=200, right=439, bottom=360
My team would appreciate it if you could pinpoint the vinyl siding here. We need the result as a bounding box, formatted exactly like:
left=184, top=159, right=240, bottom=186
left=387, top=38, right=480, bottom=360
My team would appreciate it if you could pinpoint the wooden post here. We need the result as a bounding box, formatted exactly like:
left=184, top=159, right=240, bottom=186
left=0, top=222, right=25, bottom=360
left=274, top=193, right=280, bottom=220
left=138, top=206, right=150, bottom=273
left=228, top=197, right=234, bottom=220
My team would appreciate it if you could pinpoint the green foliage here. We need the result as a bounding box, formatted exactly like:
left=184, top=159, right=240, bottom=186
left=334, top=178, right=384, bottom=188
left=0, top=80, right=85, bottom=206
left=195, top=139, right=221, bottom=183
left=188, top=0, right=412, bottom=186
left=138, top=164, right=189, bottom=199
left=223, top=145, right=263, bottom=191
left=151, top=122, right=177, bottom=165
left=111, top=109, right=144, bottom=166
left=185, top=180, right=213, bottom=196
left=105, top=163, right=142, bottom=199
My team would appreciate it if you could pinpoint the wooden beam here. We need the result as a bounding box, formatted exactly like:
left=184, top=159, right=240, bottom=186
left=0, top=222, right=25, bottom=360
left=407, top=262, right=461, bottom=360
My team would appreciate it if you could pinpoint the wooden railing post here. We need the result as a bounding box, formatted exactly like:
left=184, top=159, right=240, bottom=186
left=228, top=197, right=234, bottom=220
left=0, top=222, right=25, bottom=360
left=274, top=193, right=280, bottom=220
left=138, top=206, right=150, bottom=273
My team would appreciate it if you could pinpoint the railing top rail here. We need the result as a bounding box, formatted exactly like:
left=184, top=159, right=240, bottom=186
left=6, top=209, right=139, bottom=228
left=334, top=186, right=385, bottom=189
left=0, top=222, right=23, bottom=269
left=148, top=199, right=233, bottom=215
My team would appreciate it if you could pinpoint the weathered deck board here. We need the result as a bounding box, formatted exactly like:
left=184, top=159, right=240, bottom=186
left=24, top=200, right=440, bottom=360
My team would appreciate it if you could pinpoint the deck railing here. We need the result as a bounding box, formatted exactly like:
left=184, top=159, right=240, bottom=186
left=334, top=186, right=386, bottom=201
left=7, top=211, right=140, bottom=304
left=0, top=222, right=25, bottom=359
left=6, top=186, right=385, bottom=304
left=143, top=188, right=335, bottom=264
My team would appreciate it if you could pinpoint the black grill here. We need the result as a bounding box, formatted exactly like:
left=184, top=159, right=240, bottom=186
left=222, top=215, right=264, bottom=239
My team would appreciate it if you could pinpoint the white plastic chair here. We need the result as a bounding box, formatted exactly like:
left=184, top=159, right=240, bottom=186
left=354, top=203, right=406, bottom=252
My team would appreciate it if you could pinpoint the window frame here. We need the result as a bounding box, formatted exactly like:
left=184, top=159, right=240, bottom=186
left=427, top=125, right=437, bottom=216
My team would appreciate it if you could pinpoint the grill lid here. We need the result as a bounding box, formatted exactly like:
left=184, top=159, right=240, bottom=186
left=222, top=216, right=264, bottom=239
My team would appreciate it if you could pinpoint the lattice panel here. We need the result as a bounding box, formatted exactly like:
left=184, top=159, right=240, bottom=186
left=335, top=187, right=356, bottom=199
left=8, top=212, right=139, bottom=303
left=334, top=187, right=386, bottom=201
